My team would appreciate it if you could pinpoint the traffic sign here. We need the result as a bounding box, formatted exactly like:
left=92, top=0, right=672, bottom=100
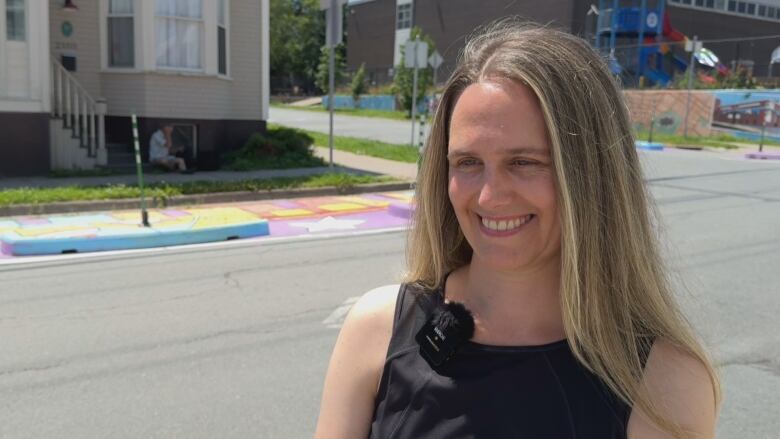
left=428, top=50, right=443, bottom=69
left=321, top=0, right=347, bottom=47
left=405, top=40, right=429, bottom=68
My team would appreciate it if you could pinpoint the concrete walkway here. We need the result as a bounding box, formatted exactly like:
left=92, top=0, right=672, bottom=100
left=269, top=107, right=418, bottom=145
left=314, top=147, right=418, bottom=180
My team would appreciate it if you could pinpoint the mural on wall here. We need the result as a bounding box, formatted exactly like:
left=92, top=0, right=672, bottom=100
left=624, top=90, right=715, bottom=137
left=624, top=89, right=780, bottom=141
left=712, top=91, right=780, bottom=142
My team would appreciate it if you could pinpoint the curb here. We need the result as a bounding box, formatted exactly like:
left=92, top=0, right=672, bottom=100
left=0, top=181, right=416, bottom=217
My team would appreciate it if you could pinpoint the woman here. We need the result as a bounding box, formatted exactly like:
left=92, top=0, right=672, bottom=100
left=315, top=20, right=719, bottom=439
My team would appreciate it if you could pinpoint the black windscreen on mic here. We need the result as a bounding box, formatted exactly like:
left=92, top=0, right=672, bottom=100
left=415, top=301, right=475, bottom=369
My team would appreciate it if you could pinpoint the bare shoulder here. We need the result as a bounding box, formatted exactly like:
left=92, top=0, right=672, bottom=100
left=628, top=338, right=718, bottom=438
left=313, top=284, right=400, bottom=439
left=334, top=283, right=401, bottom=379
left=346, top=284, right=401, bottom=332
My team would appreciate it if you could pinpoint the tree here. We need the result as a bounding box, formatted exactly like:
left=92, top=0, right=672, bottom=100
left=351, top=63, right=368, bottom=107
left=270, top=0, right=326, bottom=93
left=391, top=27, right=436, bottom=116
left=315, top=43, right=347, bottom=94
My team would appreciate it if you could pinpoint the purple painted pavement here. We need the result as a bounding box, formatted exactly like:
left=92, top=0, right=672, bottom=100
left=269, top=211, right=408, bottom=237
left=745, top=152, right=780, bottom=160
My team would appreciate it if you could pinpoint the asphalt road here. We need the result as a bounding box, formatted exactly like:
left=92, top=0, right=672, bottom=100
left=1, top=149, right=779, bottom=438
left=269, top=107, right=418, bottom=145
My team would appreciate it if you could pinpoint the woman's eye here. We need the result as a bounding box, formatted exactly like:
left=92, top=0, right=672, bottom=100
left=457, top=159, right=478, bottom=167
left=511, top=159, right=535, bottom=166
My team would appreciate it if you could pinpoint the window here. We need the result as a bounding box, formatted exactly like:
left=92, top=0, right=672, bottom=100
left=218, top=0, right=227, bottom=75
left=5, top=0, right=25, bottom=42
left=728, top=0, right=737, bottom=11
left=758, top=4, right=766, bottom=16
left=396, top=3, right=411, bottom=30
left=747, top=2, right=755, bottom=14
left=715, top=0, right=726, bottom=10
left=706, top=0, right=715, bottom=8
left=682, top=0, right=692, bottom=4
left=155, top=0, right=203, bottom=70
left=770, top=6, right=777, bottom=18
left=108, top=0, right=134, bottom=67
left=737, top=1, right=746, bottom=13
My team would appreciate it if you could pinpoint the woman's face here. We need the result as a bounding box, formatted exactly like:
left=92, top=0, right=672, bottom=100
left=447, top=79, right=561, bottom=272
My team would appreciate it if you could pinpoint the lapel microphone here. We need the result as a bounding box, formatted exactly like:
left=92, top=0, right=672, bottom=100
left=415, top=300, right=476, bottom=369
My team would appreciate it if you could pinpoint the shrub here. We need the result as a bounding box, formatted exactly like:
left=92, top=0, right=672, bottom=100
left=351, top=63, right=368, bottom=107
left=222, top=126, right=326, bottom=170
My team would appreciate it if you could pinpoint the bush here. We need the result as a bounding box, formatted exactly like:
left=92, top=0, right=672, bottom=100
left=222, top=126, right=326, bottom=170
left=351, top=63, right=368, bottom=107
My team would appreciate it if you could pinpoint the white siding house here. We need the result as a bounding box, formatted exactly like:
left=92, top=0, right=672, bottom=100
left=0, top=0, right=269, bottom=176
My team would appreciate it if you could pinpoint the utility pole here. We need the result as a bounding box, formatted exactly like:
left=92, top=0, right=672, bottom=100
left=684, top=35, right=701, bottom=138
left=321, top=0, right=345, bottom=168
left=410, top=35, right=420, bottom=148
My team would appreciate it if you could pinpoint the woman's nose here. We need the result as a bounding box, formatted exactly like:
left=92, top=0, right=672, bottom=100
left=477, top=168, right=512, bottom=210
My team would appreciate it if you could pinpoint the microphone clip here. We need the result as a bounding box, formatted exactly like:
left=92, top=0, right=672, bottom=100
left=415, top=301, right=475, bottom=369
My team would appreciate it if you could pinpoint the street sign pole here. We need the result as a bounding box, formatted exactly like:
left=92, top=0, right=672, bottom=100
left=328, top=37, right=335, bottom=169
left=410, top=41, right=419, bottom=148
left=684, top=35, right=700, bottom=138
left=131, top=114, right=150, bottom=227
left=322, top=0, right=345, bottom=169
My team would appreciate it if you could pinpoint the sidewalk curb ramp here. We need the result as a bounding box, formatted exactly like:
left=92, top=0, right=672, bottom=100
left=0, top=181, right=415, bottom=217
left=1, top=219, right=269, bottom=256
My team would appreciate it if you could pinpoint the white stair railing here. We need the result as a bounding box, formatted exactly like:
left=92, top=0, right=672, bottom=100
left=50, top=56, right=106, bottom=164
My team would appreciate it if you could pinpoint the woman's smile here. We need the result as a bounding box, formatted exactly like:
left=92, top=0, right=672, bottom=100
left=478, top=213, right=535, bottom=237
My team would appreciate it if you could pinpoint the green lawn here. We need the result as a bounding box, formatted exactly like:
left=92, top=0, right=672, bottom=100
left=265, top=123, right=420, bottom=164
left=0, top=173, right=398, bottom=207
left=635, top=131, right=780, bottom=149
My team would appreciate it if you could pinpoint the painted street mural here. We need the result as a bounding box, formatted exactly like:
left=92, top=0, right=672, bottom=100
left=0, top=191, right=414, bottom=257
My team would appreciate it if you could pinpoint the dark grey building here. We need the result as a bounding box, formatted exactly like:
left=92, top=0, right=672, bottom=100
left=346, top=0, right=780, bottom=85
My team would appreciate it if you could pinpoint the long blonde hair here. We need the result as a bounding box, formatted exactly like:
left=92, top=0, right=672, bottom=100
left=405, top=19, right=720, bottom=437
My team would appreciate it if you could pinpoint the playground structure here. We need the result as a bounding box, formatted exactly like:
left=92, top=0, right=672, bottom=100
left=594, top=0, right=728, bottom=87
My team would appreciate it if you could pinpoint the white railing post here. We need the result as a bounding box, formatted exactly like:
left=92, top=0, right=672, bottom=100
left=50, top=55, right=107, bottom=168
left=95, top=98, right=108, bottom=165
left=57, top=65, right=63, bottom=117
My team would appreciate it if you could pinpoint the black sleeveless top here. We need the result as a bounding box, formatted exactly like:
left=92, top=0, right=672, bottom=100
left=368, top=283, right=635, bottom=439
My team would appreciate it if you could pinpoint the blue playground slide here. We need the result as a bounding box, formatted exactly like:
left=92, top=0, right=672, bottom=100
left=644, top=68, right=671, bottom=86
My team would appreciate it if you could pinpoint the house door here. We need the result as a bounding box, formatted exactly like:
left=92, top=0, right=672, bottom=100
left=0, top=0, right=30, bottom=99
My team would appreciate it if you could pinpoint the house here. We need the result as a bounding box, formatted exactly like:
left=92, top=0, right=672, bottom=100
left=345, top=0, right=780, bottom=85
left=0, top=0, right=270, bottom=177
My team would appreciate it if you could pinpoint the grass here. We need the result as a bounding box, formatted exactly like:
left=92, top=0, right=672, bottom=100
left=635, top=131, right=780, bottom=149
left=0, top=173, right=398, bottom=207
left=636, top=131, right=739, bottom=149
left=267, top=124, right=420, bottom=163
left=272, top=102, right=417, bottom=122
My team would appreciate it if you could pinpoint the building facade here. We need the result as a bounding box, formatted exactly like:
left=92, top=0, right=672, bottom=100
left=346, top=0, right=780, bottom=85
left=0, top=0, right=270, bottom=176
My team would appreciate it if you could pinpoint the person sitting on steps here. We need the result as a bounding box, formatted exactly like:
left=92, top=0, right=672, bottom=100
left=149, top=123, right=193, bottom=173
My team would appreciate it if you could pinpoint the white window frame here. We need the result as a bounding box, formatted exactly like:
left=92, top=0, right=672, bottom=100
left=5, top=0, right=26, bottom=42
left=396, top=2, right=412, bottom=30
left=155, top=1, right=205, bottom=72
left=106, top=0, right=135, bottom=68
left=99, top=0, right=232, bottom=76
left=100, top=0, right=142, bottom=72
left=217, top=0, right=230, bottom=77
left=672, top=0, right=780, bottom=21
